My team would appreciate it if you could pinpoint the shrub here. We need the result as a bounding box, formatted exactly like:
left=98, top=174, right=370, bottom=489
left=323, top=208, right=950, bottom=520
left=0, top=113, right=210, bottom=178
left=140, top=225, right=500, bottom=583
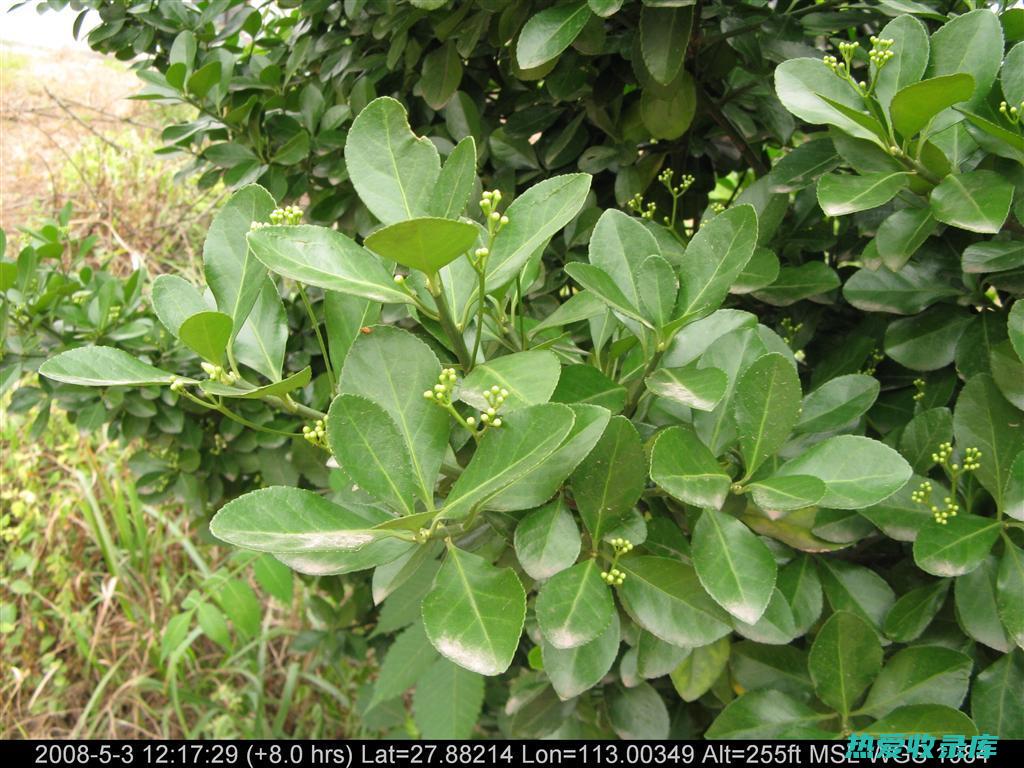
left=22, top=0, right=1024, bottom=740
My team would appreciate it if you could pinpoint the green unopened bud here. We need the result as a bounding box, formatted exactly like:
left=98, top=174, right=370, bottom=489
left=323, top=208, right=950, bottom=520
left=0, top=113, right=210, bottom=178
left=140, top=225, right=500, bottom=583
left=492, top=418, right=502, bottom=428
left=394, top=274, right=405, bottom=284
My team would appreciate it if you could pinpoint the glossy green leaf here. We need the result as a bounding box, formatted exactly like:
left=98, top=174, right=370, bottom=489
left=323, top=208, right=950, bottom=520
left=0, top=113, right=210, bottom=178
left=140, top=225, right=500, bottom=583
left=639, top=4, right=692, bottom=86
left=151, top=274, right=209, bottom=338
left=705, top=690, right=836, bottom=739
left=775, top=57, right=881, bottom=141
left=345, top=97, right=440, bottom=224
left=735, top=353, right=802, bottom=479
left=693, top=509, right=776, bottom=625
left=459, top=350, right=560, bottom=413
left=818, top=559, right=895, bottom=630
left=867, top=705, right=978, bottom=736
left=816, top=172, right=909, bottom=216
left=646, top=363, right=727, bottom=412
left=326, top=394, right=418, bottom=516
left=883, top=580, right=949, bottom=643
left=201, top=366, right=310, bottom=399
left=777, top=554, right=824, bottom=636
left=795, top=374, right=880, bottom=434
left=563, top=262, right=652, bottom=328
left=636, top=630, right=689, bottom=680
left=412, top=657, right=485, bottom=738
left=861, top=645, right=972, bottom=719
left=875, top=207, right=938, bottom=271
left=371, top=622, right=438, bottom=707
left=516, top=3, right=592, bottom=69
left=551, top=365, right=626, bottom=413
left=420, top=43, right=462, bottom=110
left=571, top=416, right=647, bottom=542
left=748, top=475, right=826, bottom=514
left=247, top=225, right=411, bottom=304
left=874, top=14, right=930, bottom=111
left=930, top=171, right=1014, bottom=234
left=956, top=555, right=1012, bottom=652
left=669, top=636, right=729, bottom=702
left=429, top=137, right=477, bottom=220
left=650, top=425, right=731, bottom=510
left=40, top=347, right=178, bottom=387
left=541, top=611, right=620, bottom=700
left=844, top=262, right=959, bottom=315
left=233, top=278, right=287, bottom=382
left=514, top=498, right=580, bottom=581
left=997, top=541, right=1024, bottom=649
left=1009, top=301, right=1024, bottom=361
left=971, top=651, right=1024, bottom=738
left=776, top=435, right=911, bottom=510
left=443, top=404, right=575, bottom=521
left=890, top=74, right=975, bottom=138
left=364, top=217, right=479, bottom=275
left=608, top=682, right=670, bottom=740
left=808, top=611, right=882, bottom=716
left=954, top=373, right=1024, bottom=511
left=885, top=307, right=972, bottom=371
left=421, top=546, right=526, bottom=676
left=536, top=559, right=613, bottom=649
left=963, top=240, right=1024, bottom=274
left=617, top=556, right=732, bottom=647
left=753, top=262, right=840, bottom=307
left=927, top=8, right=1003, bottom=118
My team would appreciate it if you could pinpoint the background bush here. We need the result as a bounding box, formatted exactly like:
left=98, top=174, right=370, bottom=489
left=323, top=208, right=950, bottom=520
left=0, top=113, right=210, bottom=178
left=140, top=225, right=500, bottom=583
left=7, top=0, right=1024, bottom=741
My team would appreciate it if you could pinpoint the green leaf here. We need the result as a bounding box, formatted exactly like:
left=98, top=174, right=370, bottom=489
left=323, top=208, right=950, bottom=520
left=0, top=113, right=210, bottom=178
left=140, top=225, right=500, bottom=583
left=551, top=365, right=626, bottom=413
left=514, top=498, right=580, bottom=581
left=211, top=487, right=414, bottom=553
left=443, top=404, right=576, bottom=521
left=178, top=310, right=232, bottom=364
left=371, top=622, right=438, bottom=707
left=997, top=541, right=1024, bottom=648
left=646, top=363, right=728, bottom=412
left=535, top=559, right=613, bottom=649
left=588, top=208, right=660, bottom=310
left=693, top=509, right=777, bottom=625
left=954, top=374, right=1024, bottom=512
left=324, top=291, right=380, bottom=376
left=40, top=347, right=178, bottom=387
left=636, top=255, right=678, bottom=328
left=247, top=225, right=411, bottom=304
left=459, top=350, right=560, bottom=413
left=341, top=326, right=450, bottom=508
left=563, top=262, right=653, bottom=329
left=818, top=559, right=895, bottom=630
left=874, top=14, right=930, bottom=111
left=899, top=407, right=954, bottom=474
left=636, top=630, right=689, bottom=680
left=516, top=2, right=592, bottom=69
left=956, top=555, right=1012, bottom=652
left=808, top=611, right=882, bottom=717
left=201, top=366, right=311, bottom=399
left=345, top=97, right=440, bottom=224
left=971, top=652, right=1024, bottom=738
left=419, top=42, right=462, bottom=110
left=867, top=705, right=978, bottom=736
left=769, top=138, right=842, bottom=193
left=816, top=172, right=910, bottom=216
left=748, top=475, right=827, bottom=514
left=670, top=636, right=729, bottom=702
left=885, top=307, right=972, bottom=371
left=650, top=425, right=731, bottom=510
left=571, top=416, right=647, bottom=542
left=730, top=642, right=813, bottom=698
left=930, top=171, right=1014, bottom=234
left=674, top=205, right=758, bottom=324
left=640, top=73, right=697, bottom=140
left=875, top=207, right=938, bottom=271
left=274, top=539, right=415, bottom=577
left=187, top=60, right=221, bottom=99
left=529, top=292, right=607, bottom=337
left=639, top=4, right=692, bottom=85
left=617, top=556, right=732, bottom=647
left=252, top=555, right=293, bottom=604
left=151, top=274, right=209, bottom=338
left=927, top=8, right=1003, bottom=117
left=861, top=645, right=972, bottom=719
left=429, top=137, right=477, bottom=220
left=326, top=394, right=418, bottom=516
left=542, top=611, right=620, bottom=700
left=752, top=261, right=840, bottom=307
left=777, top=554, right=824, bottom=636
left=795, top=374, right=880, bottom=434
left=487, top=174, right=591, bottom=289
left=883, top=580, right=949, bottom=642
left=421, top=546, right=526, bottom=676
left=963, top=241, right=1024, bottom=274
left=1010, top=302, right=1024, bottom=362
left=890, top=74, right=975, bottom=138
left=776, top=435, right=912, bottom=510
left=233, top=278, right=287, bottom=382
left=844, top=262, right=959, bottom=315
left=734, top=353, right=802, bottom=479
left=705, top=690, right=836, bottom=739
left=775, top=58, right=882, bottom=142
left=608, top=682, right=670, bottom=740
left=732, top=247, right=780, bottom=295
left=364, top=217, right=479, bottom=275
left=412, top=657, right=485, bottom=738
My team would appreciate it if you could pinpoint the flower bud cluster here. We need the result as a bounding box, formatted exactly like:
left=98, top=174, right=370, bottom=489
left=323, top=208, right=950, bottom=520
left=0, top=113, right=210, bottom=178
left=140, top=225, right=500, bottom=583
left=658, top=169, right=695, bottom=197
left=269, top=205, right=304, bottom=226
left=868, top=37, right=895, bottom=67
left=628, top=193, right=658, bottom=220
left=912, top=378, right=926, bottom=402
left=480, top=190, right=509, bottom=237
left=169, top=377, right=188, bottom=394
left=424, top=367, right=459, bottom=406
left=601, top=568, right=625, bottom=586
left=302, top=418, right=328, bottom=449
left=861, top=347, right=885, bottom=376
left=780, top=317, right=803, bottom=346
left=999, top=101, right=1023, bottom=126
left=610, top=537, right=633, bottom=555
left=477, top=385, right=507, bottom=428
left=201, top=361, right=238, bottom=385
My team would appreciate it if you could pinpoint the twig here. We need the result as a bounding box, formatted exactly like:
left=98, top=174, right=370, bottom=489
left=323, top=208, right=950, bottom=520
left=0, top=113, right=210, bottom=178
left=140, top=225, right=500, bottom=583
left=43, top=86, right=125, bottom=153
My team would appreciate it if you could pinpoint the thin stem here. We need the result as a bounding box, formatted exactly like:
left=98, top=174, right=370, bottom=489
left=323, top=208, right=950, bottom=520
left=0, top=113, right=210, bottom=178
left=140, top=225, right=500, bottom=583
left=427, top=272, right=473, bottom=370
left=298, top=285, right=336, bottom=394
left=471, top=265, right=488, bottom=365
left=177, top=387, right=303, bottom=437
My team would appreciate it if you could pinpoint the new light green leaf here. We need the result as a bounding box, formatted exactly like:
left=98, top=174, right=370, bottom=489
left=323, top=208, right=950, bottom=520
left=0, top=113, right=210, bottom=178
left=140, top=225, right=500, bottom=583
left=535, top=559, right=613, bottom=649
left=326, top=394, right=418, bottom=516
left=364, top=217, right=479, bottom=275
left=816, top=172, right=910, bottom=216
left=776, top=435, right=912, bottom=509
left=563, top=262, right=653, bottom=329
left=421, top=546, right=526, bottom=676
left=808, top=611, right=882, bottom=717
left=40, top=347, right=179, bottom=387
left=428, top=136, right=477, bottom=220
left=617, top=556, right=732, bottom=647
left=233, top=278, right=287, bottom=382
left=443, top=404, right=575, bottom=521
left=151, top=274, right=209, bottom=338
left=178, top=310, right=232, bottom=364
left=693, top=509, right=777, bottom=625
left=670, top=637, right=729, bottom=702
left=345, top=97, right=440, bottom=224
left=734, top=352, right=802, bottom=480
left=487, top=174, right=591, bottom=289
left=890, top=74, right=975, bottom=138
left=247, top=225, right=412, bottom=304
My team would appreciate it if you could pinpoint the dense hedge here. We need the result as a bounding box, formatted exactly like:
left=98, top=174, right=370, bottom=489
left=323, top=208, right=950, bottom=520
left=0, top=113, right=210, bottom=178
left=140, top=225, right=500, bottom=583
left=12, top=0, right=1024, bottom=741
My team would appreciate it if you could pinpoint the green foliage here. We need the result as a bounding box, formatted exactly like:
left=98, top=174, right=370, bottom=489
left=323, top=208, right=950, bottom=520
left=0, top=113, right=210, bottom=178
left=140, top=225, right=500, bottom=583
left=18, top=0, right=1024, bottom=741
